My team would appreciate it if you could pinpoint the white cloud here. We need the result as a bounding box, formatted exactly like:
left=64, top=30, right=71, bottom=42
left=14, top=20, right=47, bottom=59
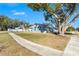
left=14, top=12, right=25, bottom=15
left=11, top=10, right=26, bottom=15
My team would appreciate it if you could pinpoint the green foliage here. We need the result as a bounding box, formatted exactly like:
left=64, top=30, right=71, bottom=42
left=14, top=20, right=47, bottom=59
left=28, top=3, right=77, bottom=33
left=28, top=3, right=77, bottom=22
left=0, top=15, right=29, bottom=31
left=66, top=27, right=75, bottom=31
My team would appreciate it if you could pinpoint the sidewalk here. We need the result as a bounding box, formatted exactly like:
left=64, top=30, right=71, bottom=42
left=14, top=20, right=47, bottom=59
left=63, top=35, right=79, bottom=56
left=9, top=32, right=63, bottom=56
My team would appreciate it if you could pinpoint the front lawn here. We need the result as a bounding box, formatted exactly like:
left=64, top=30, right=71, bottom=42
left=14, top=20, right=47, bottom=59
left=0, top=32, right=39, bottom=56
left=16, top=32, right=70, bottom=51
left=77, top=33, right=79, bottom=37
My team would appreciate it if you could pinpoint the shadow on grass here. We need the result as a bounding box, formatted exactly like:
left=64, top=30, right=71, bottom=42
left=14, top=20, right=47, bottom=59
left=50, top=32, right=77, bottom=37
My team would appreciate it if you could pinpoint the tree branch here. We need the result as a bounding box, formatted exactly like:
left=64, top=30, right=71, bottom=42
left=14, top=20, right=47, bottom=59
left=64, top=4, right=77, bottom=24
left=68, top=14, right=79, bottom=27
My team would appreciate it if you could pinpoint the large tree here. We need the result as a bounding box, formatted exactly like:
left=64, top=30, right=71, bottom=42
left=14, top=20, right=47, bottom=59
left=28, top=3, right=79, bottom=35
left=0, top=16, right=11, bottom=30
left=0, top=15, right=29, bottom=31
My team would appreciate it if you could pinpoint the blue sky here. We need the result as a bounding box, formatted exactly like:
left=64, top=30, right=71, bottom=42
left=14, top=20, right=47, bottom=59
left=0, top=3, right=79, bottom=28
left=0, top=3, right=45, bottom=24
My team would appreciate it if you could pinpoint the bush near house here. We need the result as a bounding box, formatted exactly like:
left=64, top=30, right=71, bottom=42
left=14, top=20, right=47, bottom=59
left=66, top=27, right=75, bottom=32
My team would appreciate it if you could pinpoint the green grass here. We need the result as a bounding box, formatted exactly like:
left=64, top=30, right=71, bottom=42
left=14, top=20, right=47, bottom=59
left=16, top=32, right=48, bottom=42
left=0, top=32, right=39, bottom=56
left=15, top=32, right=70, bottom=51
left=77, top=33, right=79, bottom=37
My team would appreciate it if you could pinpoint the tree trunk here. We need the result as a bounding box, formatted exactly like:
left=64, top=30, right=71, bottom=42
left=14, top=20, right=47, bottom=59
left=58, top=15, right=71, bottom=36
left=59, top=27, right=65, bottom=36
left=59, top=14, right=79, bottom=36
left=58, top=25, right=61, bottom=34
left=58, top=20, right=61, bottom=34
left=59, top=24, right=67, bottom=36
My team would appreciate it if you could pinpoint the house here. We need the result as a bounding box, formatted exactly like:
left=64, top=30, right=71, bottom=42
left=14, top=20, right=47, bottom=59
left=26, top=24, right=41, bottom=32
left=26, top=24, right=48, bottom=33
left=8, top=25, right=25, bottom=32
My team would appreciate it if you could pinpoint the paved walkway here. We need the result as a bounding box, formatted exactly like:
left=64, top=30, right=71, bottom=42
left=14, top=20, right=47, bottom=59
left=9, top=32, right=63, bottom=56
left=63, top=35, right=79, bottom=56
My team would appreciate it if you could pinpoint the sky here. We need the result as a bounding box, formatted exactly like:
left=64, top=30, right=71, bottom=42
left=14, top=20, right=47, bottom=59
left=0, top=3, right=45, bottom=24
left=0, top=3, right=79, bottom=29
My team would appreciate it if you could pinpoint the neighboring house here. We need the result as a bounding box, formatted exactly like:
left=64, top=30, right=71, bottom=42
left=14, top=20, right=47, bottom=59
left=8, top=27, right=23, bottom=32
left=26, top=24, right=41, bottom=32
left=8, top=25, right=25, bottom=32
left=26, top=24, right=48, bottom=33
